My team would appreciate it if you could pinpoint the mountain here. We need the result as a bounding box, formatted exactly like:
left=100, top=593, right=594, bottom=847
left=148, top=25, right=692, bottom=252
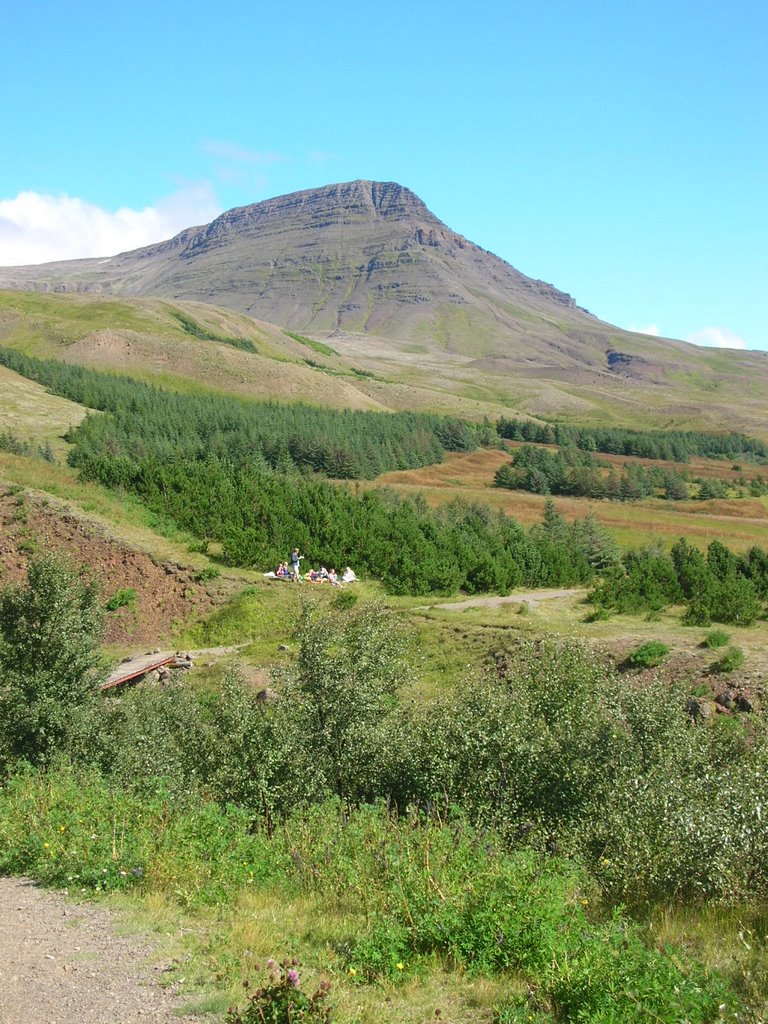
left=2, top=180, right=768, bottom=434
left=0, top=181, right=588, bottom=349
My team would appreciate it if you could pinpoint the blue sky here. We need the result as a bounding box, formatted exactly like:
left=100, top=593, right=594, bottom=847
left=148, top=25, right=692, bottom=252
left=2, top=0, right=766, bottom=350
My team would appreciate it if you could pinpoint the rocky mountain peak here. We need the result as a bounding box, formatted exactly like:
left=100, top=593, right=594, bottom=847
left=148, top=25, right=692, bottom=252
left=180, top=180, right=439, bottom=255
left=0, top=179, right=583, bottom=354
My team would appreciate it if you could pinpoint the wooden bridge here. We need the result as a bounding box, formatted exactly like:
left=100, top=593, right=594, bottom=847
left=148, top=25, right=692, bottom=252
left=100, top=651, right=177, bottom=691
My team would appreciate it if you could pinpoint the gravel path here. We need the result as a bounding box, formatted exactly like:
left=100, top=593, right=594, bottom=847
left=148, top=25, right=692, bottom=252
left=0, top=876, right=202, bottom=1024
left=417, top=587, right=584, bottom=612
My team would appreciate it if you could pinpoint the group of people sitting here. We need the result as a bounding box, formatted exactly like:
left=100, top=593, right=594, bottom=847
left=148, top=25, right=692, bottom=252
left=267, top=553, right=358, bottom=585
left=305, top=566, right=342, bottom=585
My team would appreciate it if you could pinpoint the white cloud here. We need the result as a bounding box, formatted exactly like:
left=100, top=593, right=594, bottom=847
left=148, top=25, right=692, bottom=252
left=630, top=323, right=660, bottom=336
left=686, top=326, right=750, bottom=350
left=0, top=185, right=222, bottom=267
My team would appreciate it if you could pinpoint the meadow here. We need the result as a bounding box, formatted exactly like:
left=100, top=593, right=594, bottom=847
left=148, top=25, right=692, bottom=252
left=373, top=448, right=768, bottom=551
left=1, top=326, right=768, bottom=1021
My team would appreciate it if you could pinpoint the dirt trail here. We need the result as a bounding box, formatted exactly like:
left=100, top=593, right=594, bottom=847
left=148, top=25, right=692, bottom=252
left=416, top=587, right=584, bottom=612
left=0, top=877, right=202, bottom=1024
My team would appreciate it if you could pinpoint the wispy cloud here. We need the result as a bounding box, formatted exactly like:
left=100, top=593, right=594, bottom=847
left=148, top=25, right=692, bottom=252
left=630, top=323, right=660, bottom=336
left=308, top=150, right=338, bottom=164
left=0, top=185, right=221, bottom=266
left=686, top=326, right=750, bottom=350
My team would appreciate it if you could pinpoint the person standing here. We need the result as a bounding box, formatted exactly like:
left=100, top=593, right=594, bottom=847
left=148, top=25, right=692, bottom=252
left=289, top=548, right=303, bottom=580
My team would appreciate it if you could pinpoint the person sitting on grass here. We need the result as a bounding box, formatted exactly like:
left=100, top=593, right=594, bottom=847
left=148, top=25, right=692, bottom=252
left=276, top=562, right=290, bottom=578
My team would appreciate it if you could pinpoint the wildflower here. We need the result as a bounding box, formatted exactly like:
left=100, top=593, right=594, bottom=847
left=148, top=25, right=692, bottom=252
left=267, top=958, right=277, bottom=971
left=43, top=843, right=49, bottom=849
left=581, top=898, right=589, bottom=907
left=131, top=867, right=143, bottom=877
left=287, top=969, right=300, bottom=988
left=348, top=967, right=356, bottom=976
left=59, top=826, right=66, bottom=833
left=396, top=962, right=404, bottom=971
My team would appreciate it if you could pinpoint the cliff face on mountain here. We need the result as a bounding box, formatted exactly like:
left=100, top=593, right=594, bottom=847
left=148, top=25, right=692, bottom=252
left=0, top=181, right=601, bottom=360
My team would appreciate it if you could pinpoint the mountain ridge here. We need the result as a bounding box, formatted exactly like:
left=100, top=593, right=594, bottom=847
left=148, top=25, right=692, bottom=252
left=1, top=180, right=768, bottom=436
left=0, top=179, right=590, bottom=345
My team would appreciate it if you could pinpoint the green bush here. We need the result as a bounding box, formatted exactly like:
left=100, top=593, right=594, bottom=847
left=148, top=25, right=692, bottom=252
left=0, top=767, right=286, bottom=903
left=0, top=555, right=105, bottom=767
left=712, top=646, right=745, bottom=673
left=703, top=629, right=730, bottom=649
left=105, top=587, right=138, bottom=611
left=194, top=566, right=220, bottom=583
left=624, top=640, right=670, bottom=669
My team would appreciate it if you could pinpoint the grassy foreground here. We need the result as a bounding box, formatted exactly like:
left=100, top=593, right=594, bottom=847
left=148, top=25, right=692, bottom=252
left=0, top=768, right=751, bottom=1024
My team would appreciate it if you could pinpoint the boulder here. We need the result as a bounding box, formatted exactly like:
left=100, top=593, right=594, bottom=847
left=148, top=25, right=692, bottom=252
left=734, top=693, right=754, bottom=713
left=686, top=696, right=712, bottom=722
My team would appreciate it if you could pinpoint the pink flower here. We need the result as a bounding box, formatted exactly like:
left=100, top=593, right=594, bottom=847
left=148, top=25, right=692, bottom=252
left=287, top=969, right=300, bottom=988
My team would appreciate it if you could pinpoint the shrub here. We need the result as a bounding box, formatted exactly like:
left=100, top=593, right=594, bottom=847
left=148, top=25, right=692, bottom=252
left=227, top=960, right=332, bottom=1024
left=331, top=588, right=357, bottom=610
left=105, top=587, right=138, bottom=611
left=194, top=566, right=220, bottom=583
left=703, top=629, right=730, bottom=649
left=712, top=646, right=745, bottom=673
left=0, top=555, right=105, bottom=766
left=494, top=908, right=734, bottom=1023
left=624, top=640, right=670, bottom=669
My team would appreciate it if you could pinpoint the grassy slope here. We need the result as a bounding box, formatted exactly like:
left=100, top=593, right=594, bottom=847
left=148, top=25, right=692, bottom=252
left=0, top=364, right=88, bottom=454
left=4, top=290, right=768, bottom=436
left=0, top=291, right=517, bottom=419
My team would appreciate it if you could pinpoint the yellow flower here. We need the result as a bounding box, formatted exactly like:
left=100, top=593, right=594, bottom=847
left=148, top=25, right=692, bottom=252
left=348, top=967, right=356, bottom=976
left=581, top=898, right=589, bottom=907
left=396, top=962, right=404, bottom=971
left=43, top=842, right=49, bottom=849
left=59, top=826, right=66, bottom=832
